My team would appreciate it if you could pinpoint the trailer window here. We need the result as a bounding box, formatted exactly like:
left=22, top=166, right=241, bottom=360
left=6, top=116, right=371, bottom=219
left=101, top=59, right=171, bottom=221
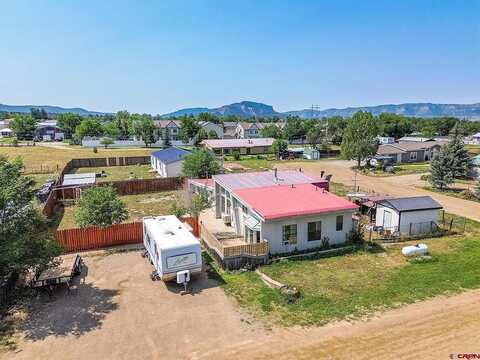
left=167, top=253, right=197, bottom=269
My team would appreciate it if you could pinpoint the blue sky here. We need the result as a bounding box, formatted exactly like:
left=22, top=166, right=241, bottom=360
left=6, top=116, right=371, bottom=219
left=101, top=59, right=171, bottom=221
left=1, top=1, right=479, bottom=114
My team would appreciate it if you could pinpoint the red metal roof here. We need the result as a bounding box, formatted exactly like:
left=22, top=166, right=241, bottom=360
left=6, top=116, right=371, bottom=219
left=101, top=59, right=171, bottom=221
left=188, top=178, right=214, bottom=189
left=235, top=183, right=358, bottom=220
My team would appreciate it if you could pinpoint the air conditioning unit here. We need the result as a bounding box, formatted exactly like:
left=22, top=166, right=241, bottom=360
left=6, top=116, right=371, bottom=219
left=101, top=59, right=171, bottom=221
left=222, top=214, right=231, bottom=225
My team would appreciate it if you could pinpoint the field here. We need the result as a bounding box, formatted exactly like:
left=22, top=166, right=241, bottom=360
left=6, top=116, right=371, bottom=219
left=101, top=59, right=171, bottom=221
left=70, top=164, right=156, bottom=182
left=213, top=215, right=480, bottom=326
left=54, top=190, right=182, bottom=229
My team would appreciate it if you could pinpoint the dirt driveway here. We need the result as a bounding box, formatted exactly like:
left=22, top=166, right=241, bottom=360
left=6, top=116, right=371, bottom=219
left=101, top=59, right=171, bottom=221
left=279, top=160, right=480, bottom=222
left=4, top=250, right=480, bottom=360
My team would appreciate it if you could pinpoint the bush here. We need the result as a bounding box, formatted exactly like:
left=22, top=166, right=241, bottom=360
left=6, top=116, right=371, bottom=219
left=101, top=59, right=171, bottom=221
left=346, top=226, right=365, bottom=245
left=460, top=189, right=477, bottom=201
left=93, top=146, right=98, bottom=153
left=232, top=151, right=240, bottom=161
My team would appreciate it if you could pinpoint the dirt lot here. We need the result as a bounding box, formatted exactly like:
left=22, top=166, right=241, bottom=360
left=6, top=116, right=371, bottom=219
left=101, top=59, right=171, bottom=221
left=279, top=159, right=480, bottom=222
left=3, top=250, right=480, bottom=360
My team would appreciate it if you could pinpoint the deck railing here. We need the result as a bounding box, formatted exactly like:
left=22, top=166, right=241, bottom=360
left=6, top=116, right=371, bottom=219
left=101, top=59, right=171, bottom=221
left=199, top=222, right=269, bottom=258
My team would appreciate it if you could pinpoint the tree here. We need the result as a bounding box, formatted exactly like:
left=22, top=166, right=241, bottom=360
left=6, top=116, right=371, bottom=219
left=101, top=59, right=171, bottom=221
left=75, top=186, right=128, bottom=228
left=114, top=111, right=133, bottom=138
left=11, top=115, right=37, bottom=139
left=475, top=181, right=480, bottom=199
left=341, top=111, right=379, bottom=168
left=30, top=107, right=47, bottom=119
left=132, top=115, right=156, bottom=147
left=198, top=112, right=222, bottom=125
left=57, top=113, right=83, bottom=139
left=100, top=137, right=114, bottom=148
left=75, top=117, right=104, bottom=139
left=447, top=125, right=472, bottom=179
left=194, top=128, right=209, bottom=146
left=207, top=129, right=218, bottom=139
left=261, top=124, right=283, bottom=139
left=180, top=115, right=200, bottom=143
left=182, top=149, right=220, bottom=178
left=272, top=139, right=288, bottom=159
left=429, top=148, right=454, bottom=190
left=327, top=116, right=348, bottom=145
left=306, top=124, right=324, bottom=149
left=283, top=117, right=306, bottom=141
left=189, top=189, right=211, bottom=218
left=0, top=156, right=60, bottom=278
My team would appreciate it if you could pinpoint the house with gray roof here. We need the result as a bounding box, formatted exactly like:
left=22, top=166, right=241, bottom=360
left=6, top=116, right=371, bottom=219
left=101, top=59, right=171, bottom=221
left=375, top=196, right=443, bottom=235
left=375, top=141, right=447, bottom=165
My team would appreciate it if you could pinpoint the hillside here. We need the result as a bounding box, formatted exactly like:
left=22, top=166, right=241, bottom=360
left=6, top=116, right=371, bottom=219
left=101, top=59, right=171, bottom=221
left=0, top=103, right=106, bottom=116
left=164, top=101, right=480, bottom=119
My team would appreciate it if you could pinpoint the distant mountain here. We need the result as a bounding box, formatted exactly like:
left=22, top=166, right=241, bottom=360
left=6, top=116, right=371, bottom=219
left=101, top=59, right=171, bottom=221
left=163, top=101, right=480, bottom=120
left=286, top=103, right=480, bottom=119
left=162, top=101, right=279, bottom=118
left=0, top=103, right=107, bottom=116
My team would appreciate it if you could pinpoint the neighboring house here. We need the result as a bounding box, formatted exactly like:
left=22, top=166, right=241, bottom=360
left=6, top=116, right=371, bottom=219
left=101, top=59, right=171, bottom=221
left=185, top=178, right=214, bottom=201
left=469, top=132, right=480, bottom=145
left=377, top=136, right=395, bottom=144
left=375, top=141, right=446, bottom=164
left=236, top=122, right=263, bottom=138
left=201, top=138, right=275, bottom=155
left=470, top=155, right=480, bottom=179
left=375, top=196, right=443, bottom=235
left=151, top=147, right=191, bottom=177
left=223, top=122, right=238, bottom=139
left=35, top=120, right=65, bottom=141
left=212, top=170, right=355, bottom=254
left=398, top=135, right=450, bottom=143
left=154, top=120, right=182, bottom=141
left=198, top=121, right=223, bottom=139
left=0, top=126, right=13, bottom=137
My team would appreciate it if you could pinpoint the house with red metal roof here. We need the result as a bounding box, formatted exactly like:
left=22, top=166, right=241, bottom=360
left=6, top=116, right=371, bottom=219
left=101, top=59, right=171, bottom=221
left=211, top=170, right=357, bottom=254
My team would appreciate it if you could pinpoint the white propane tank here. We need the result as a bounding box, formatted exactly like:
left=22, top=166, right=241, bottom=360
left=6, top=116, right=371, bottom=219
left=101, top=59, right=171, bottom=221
left=402, top=244, right=428, bottom=257
left=176, top=270, right=191, bottom=284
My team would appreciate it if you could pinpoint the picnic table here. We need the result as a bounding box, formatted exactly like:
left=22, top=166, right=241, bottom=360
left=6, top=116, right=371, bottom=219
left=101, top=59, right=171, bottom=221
left=33, top=254, right=83, bottom=294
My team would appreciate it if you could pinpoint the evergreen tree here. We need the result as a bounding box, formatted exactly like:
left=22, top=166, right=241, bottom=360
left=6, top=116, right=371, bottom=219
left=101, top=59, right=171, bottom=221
left=429, top=148, right=454, bottom=190
left=447, top=125, right=472, bottom=179
left=163, top=128, right=171, bottom=147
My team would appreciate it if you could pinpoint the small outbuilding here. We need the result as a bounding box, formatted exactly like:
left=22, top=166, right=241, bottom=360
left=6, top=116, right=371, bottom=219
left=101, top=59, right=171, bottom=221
left=151, top=147, right=191, bottom=178
left=375, top=196, right=443, bottom=235
left=303, top=148, right=320, bottom=160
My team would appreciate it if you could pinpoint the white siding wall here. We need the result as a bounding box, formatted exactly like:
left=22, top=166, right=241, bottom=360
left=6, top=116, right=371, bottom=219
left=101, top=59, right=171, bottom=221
left=375, top=205, right=400, bottom=229
left=165, top=160, right=184, bottom=177
left=262, top=211, right=355, bottom=255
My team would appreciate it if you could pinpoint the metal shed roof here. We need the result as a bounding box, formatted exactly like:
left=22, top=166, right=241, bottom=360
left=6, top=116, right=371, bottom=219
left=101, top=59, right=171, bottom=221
left=151, top=147, right=191, bottom=164
left=62, top=173, right=96, bottom=187
left=213, top=170, right=324, bottom=191
left=377, top=196, right=443, bottom=212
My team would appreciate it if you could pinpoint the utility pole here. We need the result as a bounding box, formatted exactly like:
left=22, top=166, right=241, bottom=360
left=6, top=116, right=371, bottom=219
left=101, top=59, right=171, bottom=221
left=311, top=104, right=328, bottom=140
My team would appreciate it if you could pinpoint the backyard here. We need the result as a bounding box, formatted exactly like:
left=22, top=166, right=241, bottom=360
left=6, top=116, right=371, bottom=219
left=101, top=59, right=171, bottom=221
left=212, top=215, right=480, bottom=326
left=361, top=162, right=431, bottom=177
left=69, top=164, right=156, bottom=182
left=54, top=190, right=182, bottom=230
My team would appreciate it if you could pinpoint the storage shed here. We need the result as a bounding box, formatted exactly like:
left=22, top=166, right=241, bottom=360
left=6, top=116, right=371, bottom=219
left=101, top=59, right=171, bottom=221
left=151, top=147, right=191, bottom=178
left=375, top=196, right=443, bottom=235
left=303, top=148, right=320, bottom=160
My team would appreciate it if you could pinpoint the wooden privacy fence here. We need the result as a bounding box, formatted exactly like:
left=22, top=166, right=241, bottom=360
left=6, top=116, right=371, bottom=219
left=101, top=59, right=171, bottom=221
left=182, top=216, right=199, bottom=237
left=69, top=156, right=151, bottom=169
left=55, top=222, right=143, bottom=252
left=99, top=177, right=184, bottom=195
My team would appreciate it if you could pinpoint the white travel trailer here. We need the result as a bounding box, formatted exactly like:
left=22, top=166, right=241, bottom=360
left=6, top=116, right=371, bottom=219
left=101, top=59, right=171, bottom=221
left=143, top=215, right=202, bottom=282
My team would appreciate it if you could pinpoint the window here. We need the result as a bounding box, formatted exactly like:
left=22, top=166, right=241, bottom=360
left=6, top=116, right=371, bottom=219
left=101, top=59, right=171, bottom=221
left=409, top=152, right=417, bottom=161
left=282, top=224, right=297, bottom=244
left=308, top=221, right=322, bottom=241
left=336, top=215, right=344, bottom=231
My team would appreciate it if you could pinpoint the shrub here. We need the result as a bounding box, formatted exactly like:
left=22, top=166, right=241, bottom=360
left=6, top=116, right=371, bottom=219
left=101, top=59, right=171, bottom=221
left=346, top=226, right=365, bottom=245
left=233, top=150, right=240, bottom=161
left=93, top=146, right=98, bottom=153
left=320, top=236, right=330, bottom=250
left=460, top=189, right=477, bottom=201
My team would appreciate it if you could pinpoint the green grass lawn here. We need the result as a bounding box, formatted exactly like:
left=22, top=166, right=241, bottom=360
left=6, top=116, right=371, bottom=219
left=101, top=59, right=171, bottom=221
left=329, top=182, right=351, bottom=197
left=54, top=190, right=182, bottom=229
left=209, top=216, right=480, bottom=326
left=71, top=164, right=156, bottom=182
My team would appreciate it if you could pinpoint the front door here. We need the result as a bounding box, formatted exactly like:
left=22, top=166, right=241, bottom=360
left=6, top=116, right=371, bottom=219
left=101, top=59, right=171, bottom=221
left=383, top=210, right=393, bottom=229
